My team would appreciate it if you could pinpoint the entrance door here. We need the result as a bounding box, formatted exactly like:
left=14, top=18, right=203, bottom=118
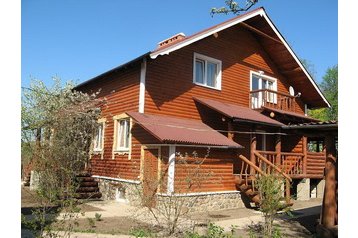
left=142, top=148, right=159, bottom=207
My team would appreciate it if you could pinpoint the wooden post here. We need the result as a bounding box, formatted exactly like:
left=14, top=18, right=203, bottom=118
left=250, top=132, right=257, bottom=175
left=228, top=120, right=234, bottom=141
left=302, top=136, right=307, bottom=175
left=275, top=132, right=281, bottom=166
left=321, top=134, right=337, bottom=228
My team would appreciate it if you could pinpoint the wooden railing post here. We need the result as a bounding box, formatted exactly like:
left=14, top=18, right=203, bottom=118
left=302, top=136, right=308, bottom=175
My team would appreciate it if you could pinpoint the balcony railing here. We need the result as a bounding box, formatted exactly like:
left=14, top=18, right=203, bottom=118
left=250, top=89, right=296, bottom=112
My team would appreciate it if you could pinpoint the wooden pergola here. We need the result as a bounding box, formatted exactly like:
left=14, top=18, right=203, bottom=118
left=283, top=121, right=338, bottom=238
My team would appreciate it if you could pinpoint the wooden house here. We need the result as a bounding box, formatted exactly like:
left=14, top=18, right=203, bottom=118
left=75, top=7, right=336, bottom=211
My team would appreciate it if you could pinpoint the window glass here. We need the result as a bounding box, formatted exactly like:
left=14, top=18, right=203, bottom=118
left=94, top=123, right=103, bottom=150
left=116, top=119, right=129, bottom=150
left=207, top=62, right=217, bottom=87
left=251, top=75, right=259, bottom=90
left=195, top=59, right=204, bottom=84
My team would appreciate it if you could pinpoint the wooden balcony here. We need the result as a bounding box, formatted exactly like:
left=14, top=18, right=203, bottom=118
left=250, top=89, right=297, bottom=113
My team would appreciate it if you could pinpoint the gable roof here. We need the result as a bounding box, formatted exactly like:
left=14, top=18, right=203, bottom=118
left=76, top=7, right=329, bottom=109
left=194, top=97, right=284, bottom=127
left=150, top=7, right=329, bottom=109
left=126, top=111, right=243, bottom=148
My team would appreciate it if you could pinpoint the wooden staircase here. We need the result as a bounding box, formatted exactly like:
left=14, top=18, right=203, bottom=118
left=235, top=152, right=292, bottom=208
left=75, top=172, right=102, bottom=199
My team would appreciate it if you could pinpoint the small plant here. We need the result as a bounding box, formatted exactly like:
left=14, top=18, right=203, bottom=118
left=129, top=227, right=153, bottom=238
left=87, top=217, right=96, bottom=228
left=185, top=223, right=233, bottom=238
left=94, top=212, right=102, bottom=221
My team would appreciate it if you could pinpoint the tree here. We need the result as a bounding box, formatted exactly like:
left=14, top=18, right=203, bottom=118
left=211, top=0, right=259, bottom=16
left=21, top=78, right=105, bottom=237
left=320, top=65, right=338, bottom=121
left=308, top=65, right=338, bottom=121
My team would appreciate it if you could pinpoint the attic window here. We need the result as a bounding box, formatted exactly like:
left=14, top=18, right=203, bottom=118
left=193, top=53, right=222, bottom=90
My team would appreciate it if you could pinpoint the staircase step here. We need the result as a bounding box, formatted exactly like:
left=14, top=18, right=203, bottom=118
left=79, top=181, right=99, bottom=187
left=76, top=176, right=96, bottom=182
left=74, top=192, right=102, bottom=199
left=76, top=187, right=99, bottom=193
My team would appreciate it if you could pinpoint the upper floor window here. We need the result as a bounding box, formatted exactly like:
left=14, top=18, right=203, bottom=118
left=193, top=53, right=222, bottom=90
left=115, top=118, right=130, bottom=151
left=93, top=122, right=104, bottom=152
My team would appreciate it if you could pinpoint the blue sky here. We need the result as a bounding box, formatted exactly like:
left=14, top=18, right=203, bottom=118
left=21, top=0, right=337, bottom=88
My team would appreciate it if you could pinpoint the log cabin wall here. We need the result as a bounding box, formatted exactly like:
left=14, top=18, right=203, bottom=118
left=174, top=147, right=237, bottom=193
left=145, top=26, right=305, bottom=121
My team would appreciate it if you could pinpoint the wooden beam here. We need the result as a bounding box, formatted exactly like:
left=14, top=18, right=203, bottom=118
left=240, top=22, right=283, bottom=45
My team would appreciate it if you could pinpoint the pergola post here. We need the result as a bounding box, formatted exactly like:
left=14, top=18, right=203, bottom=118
left=302, top=136, right=308, bottom=175
left=250, top=131, right=257, bottom=175
left=275, top=131, right=281, bottom=166
left=321, top=134, right=337, bottom=228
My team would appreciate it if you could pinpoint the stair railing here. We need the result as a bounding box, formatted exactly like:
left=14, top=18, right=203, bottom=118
left=237, top=155, right=265, bottom=193
left=254, top=151, right=292, bottom=203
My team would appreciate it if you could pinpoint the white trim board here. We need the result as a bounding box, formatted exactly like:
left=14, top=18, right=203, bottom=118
left=92, top=175, right=141, bottom=184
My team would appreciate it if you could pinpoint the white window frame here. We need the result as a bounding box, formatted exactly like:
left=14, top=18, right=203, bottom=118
left=112, top=114, right=132, bottom=157
left=115, top=119, right=130, bottom=151
left=250, top=71, right=278, bottom=108
left=93, top=119, right=106, bottom=152
left=193, top=53, right=222, bottom=90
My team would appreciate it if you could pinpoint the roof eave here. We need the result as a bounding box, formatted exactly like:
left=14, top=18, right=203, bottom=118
left=74, top=52, right=151, bottom=90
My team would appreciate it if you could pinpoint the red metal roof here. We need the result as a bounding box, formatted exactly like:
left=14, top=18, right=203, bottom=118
left=261, top=106, right=320, bottom=122
left=194, top=97, right=284, bottom=126
left=126, top=111, right=243, bottom=148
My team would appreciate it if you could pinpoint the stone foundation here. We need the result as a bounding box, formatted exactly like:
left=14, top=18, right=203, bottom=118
left=95, top=176, right=244, bottom=212
left=95, top=176, right=142, bottom=206
left=297, top=178, right=310, bottom=200
left=157, top=191, right=244, bottom=213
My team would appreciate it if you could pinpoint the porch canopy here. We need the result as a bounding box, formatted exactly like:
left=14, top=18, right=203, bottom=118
left=193, top=97, right=284, bottom=127
left=126, top=111, right=243, bottom=148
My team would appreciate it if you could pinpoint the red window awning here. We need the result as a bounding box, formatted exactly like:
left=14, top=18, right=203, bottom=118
left=126, top=111, right=243, bottom=148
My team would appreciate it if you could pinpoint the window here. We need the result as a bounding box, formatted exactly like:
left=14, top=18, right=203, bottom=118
left=193, top=53, right=222, bottom=89
left=93, top=123, right=104, bottom=151
left=115, top=119, right=130, bottom=151
left=250, top=71, right=277, bottom=108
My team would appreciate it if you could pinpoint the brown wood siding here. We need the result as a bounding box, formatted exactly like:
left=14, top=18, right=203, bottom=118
left=174, top=147, right=237, bottom=193
left=78, top=66, right=145, bottom=180
left=145, top=26, right=305, bottom=120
